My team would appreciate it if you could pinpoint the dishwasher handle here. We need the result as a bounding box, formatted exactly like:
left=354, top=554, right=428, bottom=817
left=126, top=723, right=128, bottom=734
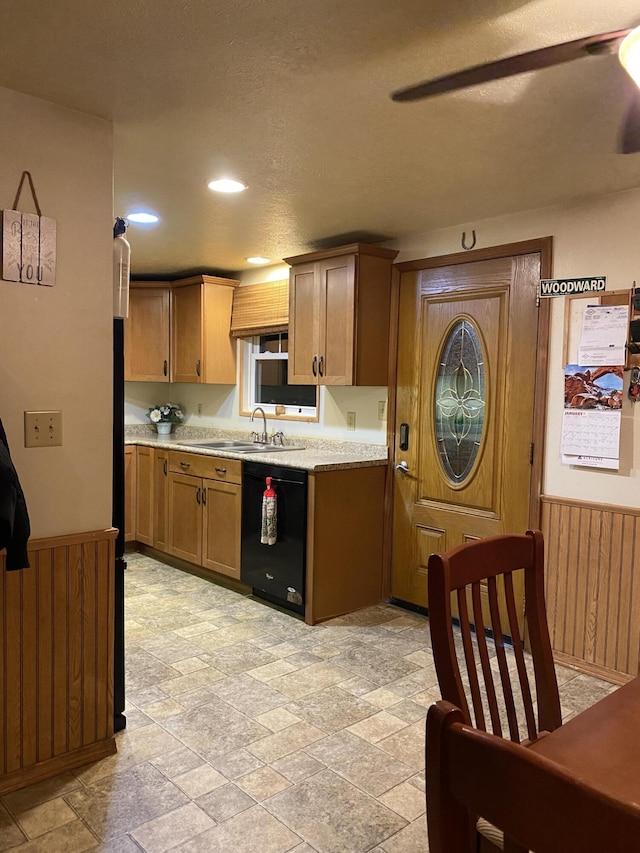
left=243, top=473, right=306, bottom=489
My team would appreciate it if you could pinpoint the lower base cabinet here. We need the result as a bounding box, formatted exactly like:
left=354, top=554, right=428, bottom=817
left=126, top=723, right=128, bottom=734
left=154, top=449, right=169, bottom=552
left=167, top=450, right=242, bottom=580
left=124, top=444, right=387, bottom=625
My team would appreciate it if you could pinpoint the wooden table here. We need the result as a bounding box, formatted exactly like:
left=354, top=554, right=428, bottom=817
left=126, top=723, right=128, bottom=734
left=529, top=676, right=640, bottom=805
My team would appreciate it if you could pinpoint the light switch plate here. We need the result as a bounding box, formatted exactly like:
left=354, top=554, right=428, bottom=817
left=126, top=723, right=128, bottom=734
left=24, top=410, right=62, bottom=447
left=378, top=400, right=387, bottom=420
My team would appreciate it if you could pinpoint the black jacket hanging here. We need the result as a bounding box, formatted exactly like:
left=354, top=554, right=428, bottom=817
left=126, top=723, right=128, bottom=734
left=0, top=417, right=30, bottom=570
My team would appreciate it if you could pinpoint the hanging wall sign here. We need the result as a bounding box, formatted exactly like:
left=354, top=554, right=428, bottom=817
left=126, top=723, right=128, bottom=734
left=539, top=276, right=606, bottom=298
left=2, top=171, right=56, bottom=286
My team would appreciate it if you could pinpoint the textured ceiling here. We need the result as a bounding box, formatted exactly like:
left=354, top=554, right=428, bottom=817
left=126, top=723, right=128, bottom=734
left=2, top=0, right=640, bottom=276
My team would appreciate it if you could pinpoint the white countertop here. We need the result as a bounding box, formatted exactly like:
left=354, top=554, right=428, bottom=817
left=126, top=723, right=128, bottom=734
left=125, top=428, right=388, bottom=472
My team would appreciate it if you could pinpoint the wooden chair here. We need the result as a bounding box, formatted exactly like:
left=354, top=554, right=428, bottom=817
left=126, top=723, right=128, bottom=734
left=426, top=700, right=640, bottom=853
left=427, top=530, right=562, bottom=745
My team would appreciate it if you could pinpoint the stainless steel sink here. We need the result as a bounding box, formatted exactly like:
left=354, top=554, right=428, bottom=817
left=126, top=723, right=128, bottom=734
left=185, top=440, right=304, bottom=453
left=186, top=440, right=255, bottom=449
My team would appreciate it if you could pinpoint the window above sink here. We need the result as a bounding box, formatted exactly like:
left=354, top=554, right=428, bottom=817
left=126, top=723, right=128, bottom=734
left=240, top=333, right=319, bottom=423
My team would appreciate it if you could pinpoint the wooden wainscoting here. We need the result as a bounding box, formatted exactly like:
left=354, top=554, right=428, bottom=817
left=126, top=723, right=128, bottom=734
left=541, top=496, right=640, bottom=684
left=0, top=528, right=117, bottom=796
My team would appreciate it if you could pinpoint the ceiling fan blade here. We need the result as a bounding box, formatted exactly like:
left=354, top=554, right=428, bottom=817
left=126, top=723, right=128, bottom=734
left=619, top=96, right=640, bottom=153
left=391, top=29, right=632, bottom=103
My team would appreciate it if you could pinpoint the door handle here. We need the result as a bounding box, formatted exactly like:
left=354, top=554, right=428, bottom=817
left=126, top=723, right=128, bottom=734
left=196, top=359, right=201, bottom=377
left=180, top=461, right=191, bottom=468
left=196, top=487, right=201, bottom=504
left=163, top=359, right=168, bottom=377
left=318, top=355, right=324, bottom=377
left=202, top=489, right=206, bottom=506
left=215, top=467, right=227, bottom=475
left=163, top=458, right=167, bottom=476
left=312, top=356, right=317, bottom=377
left=395, top=461, right=410, bottom=473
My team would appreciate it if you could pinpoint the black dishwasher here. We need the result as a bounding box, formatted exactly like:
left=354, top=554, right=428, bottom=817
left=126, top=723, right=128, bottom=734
left=241, top=461, right=307, bottom=615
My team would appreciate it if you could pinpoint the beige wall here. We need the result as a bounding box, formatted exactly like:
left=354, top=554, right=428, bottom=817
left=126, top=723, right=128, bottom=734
left=0, top=87, right=113, bottom=538
left=390, top=186, right=640, bottom=510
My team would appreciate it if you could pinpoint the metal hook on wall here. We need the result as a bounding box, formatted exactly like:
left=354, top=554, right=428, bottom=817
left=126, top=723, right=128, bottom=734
left=461, top=230, right=476, bottom=251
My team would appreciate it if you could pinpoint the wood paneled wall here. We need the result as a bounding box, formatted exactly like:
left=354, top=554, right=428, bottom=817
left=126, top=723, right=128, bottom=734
left=541, top=496, right=640, bottom=683
left=0, top=528, right=117, bottom=795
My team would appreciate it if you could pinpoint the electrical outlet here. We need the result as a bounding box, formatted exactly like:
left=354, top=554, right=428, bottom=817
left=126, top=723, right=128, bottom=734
left=24, top=410, right=62, bottom=447
left=346, top=411, right=356, bottom=430
left=378, top=400, right=387, bottom=420
left=197, top=403, right=203, bottom=416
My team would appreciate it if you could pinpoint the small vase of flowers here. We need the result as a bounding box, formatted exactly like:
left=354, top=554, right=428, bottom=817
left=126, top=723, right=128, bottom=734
left=147, top=403, right=184, bottom=435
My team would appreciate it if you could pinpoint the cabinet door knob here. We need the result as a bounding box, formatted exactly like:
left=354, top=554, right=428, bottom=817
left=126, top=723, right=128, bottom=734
left=196, top=486, right=201, bottom=504
left=312, top=356, right=317, bottom=377
left=196, top=359, right=201, bottom=377
left=318, top=355, right=324, bottom=377
left=180, top=461, right=191, bottom=468
left=163, top=359, right=168, bottom=376
left=215, top=467, right=227, bottom=475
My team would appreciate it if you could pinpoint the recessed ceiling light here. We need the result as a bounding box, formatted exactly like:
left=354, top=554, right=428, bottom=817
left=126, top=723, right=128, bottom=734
left=126, top=212, right=159, bottom=223
left=208, top=178, right=248, bottom=193
left=246, top=256, right=270, bottom=265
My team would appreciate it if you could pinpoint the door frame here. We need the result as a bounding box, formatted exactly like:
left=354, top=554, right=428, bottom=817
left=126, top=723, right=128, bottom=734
left=383, top=237, right=553, bottom=598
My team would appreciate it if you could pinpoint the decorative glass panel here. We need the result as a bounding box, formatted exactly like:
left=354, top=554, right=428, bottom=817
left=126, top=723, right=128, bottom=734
left=435, top=319, right=486, bottom=483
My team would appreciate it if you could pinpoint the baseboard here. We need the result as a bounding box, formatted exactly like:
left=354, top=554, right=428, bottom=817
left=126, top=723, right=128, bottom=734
left=0, top=738, right=116, bottom=797
left=552, top=650, right=634, bottom=686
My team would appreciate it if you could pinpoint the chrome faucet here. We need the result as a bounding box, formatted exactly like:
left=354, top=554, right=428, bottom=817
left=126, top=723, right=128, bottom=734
left=250, top=406, right=268, bottom=443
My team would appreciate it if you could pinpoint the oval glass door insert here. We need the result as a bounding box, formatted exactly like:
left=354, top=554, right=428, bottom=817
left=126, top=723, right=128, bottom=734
left=434, top=319, right=486, bottom=484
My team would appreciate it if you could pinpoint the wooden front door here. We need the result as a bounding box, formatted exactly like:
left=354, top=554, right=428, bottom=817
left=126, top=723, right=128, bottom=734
left=391, top=242, right=550, bottom=625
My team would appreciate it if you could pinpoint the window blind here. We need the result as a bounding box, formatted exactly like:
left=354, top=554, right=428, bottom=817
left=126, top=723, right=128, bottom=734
left=230, top=279, right=289, bottom=337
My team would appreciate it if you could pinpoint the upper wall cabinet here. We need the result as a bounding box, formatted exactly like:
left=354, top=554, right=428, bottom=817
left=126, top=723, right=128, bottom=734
left=124, top=275, right=239, bottom=384
left=171, top=275, right=238, bottom=384
left=284, top=244, right=398, bottom=386
left=124, top=285, right=171, bottom=382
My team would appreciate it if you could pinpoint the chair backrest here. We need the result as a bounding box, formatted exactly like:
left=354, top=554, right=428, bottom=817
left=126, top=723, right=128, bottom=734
left=427, top=530, right=561, bottom=743
left=426, top=700, right=640, bottom=853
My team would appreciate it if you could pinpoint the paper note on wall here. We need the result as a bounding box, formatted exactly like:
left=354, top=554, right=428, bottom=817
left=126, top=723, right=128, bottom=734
left=578, top=305, right=629, bottom=366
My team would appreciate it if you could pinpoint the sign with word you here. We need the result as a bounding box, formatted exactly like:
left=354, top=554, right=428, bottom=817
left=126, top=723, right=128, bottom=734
left=2, top=209, right=56, bottom=286
left=539, top=276, right=606, bottom=298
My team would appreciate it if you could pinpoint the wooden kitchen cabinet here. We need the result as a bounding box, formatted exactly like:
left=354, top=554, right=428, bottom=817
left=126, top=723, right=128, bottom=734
left=135, top=445, right=154, bottom=546
left=124, top=445, right=136, bottom=542
left=124, top=285, right=170, bottom=382
left=167, top=450, right=242, bottom=579
left=171, top=275, right=239, bottom=384
left=285, top=243, right=398, bottom=386
left=153, top=448, right=170, bottom=552
left=306, top=464, right=386, bottom=624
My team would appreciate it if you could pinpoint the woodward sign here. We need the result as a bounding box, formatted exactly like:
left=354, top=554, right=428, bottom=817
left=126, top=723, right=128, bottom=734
left=539, top=276, right=606, bottom=297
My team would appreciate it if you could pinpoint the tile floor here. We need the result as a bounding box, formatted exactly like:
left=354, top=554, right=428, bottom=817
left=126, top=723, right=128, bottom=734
left=0, top=553, right=617, bottom=852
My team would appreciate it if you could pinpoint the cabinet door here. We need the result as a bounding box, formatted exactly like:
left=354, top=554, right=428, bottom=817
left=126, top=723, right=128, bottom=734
left=203, top=282, right=237, bottom=384
left=168, top=472, right=203, bottom=562
left=124, top=288, right=170, bottom=382
left=153, top=449, right=169, bottom=552
left=124, top=446, right=136, bottom=542
left=202, top=479, right=241, bottom=579
left=319, top=254, right=356, bottom=385
left=135, top=445, right=154, bottom=546
left=172, top=284, right=204, bottom=383
left=288, top=261, right=321, bottom=384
